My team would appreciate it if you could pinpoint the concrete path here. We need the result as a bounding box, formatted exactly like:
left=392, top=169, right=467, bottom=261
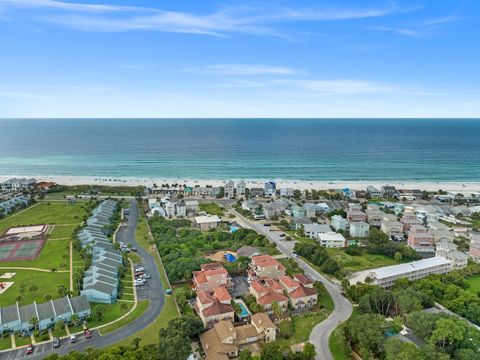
left=230, top=207, right=352, bottom=360
left=0, top=200, right=166, bottom=360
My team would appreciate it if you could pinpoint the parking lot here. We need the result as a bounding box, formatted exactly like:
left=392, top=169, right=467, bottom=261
left=133, top=263, right=150, bottom=300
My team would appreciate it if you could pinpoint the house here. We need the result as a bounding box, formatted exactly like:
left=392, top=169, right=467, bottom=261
left=469, top=232, right=480, bottom=263
left=249, top=188, right=265, bottom=198
left=280, top=188, right=294, bottom=197
left=366, top=209, right=385, bottom=227
left=241, top=199, right=258, bottom=212
left=196, top=288, right=234, bottom=327
left=350, top=221, right=370, bottom=238
left=431, top=229, right=454, bottom=243
left=1, top=178, right=37, bottom=192
left=436, top=245, right=468, bottom=269
left=236, top=181, right=246, bottom=197
left=381, top=186, right=399, bottom=199
left=407, top=225, right=435, bottom=254
left=278, top=275, right=317, bottom=310
left=264, top=182, right=276, bottom=197
left=237, top=246, right=261, bottom=258
left=35, top=181, right=58, bottom=192
left=292, top=205, right=306, bottom=218
left=366, top=185, right=382, bottom=198
left=303, top=203, right=329, bottom=217
left=194, top=215, right=221, bottom=231
left=176, top=201, right=187, bottom=217
left=303, top=224, right=332, bottom=239
left=317, top=232, right=346, bottom=248
left=263, top=203, right=284, bottom=220
left=185, top=200, right=199, bottom=213
left=330, top=215, right=347, bottom=231
left=293, top=274, right=314, bottom=288
left=401, top=212, right=423, bottom=231
left=248, top=255, right=286, bottom=280
left=225, top=181, right=235, bottom=199
left=199, top=313, right=276, bottom=360
left=292, top=217, right=313, bottom=230
left=193, top=263, right=233, bottom=292
left=347, top=209, right=367, bottom=223
left=380, top=220, right=404, bottom=237
left=249, top=280, right=288, bottom=314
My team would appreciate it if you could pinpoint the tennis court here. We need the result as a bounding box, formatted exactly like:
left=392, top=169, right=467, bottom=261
left=0, top=239, right=45, bottom=262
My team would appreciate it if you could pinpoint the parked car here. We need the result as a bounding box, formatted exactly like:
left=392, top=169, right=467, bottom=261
left=84, top=329, right=92, bottom=339
left=292, top=252, right=298, bottom=258
left=279, top=233, right=286, bottom=237
left=142, top=274, right=151, bottom=279
left=165, top=289, right=173, bottom=295
left=264, top=223, right=271, bottom=227
left=69, top=334, right=77, bottom=343
left=135, top=267, right=144, bottom=272
left=26, top=345, right=34, bottom=355
left=53, top=337, right=60, bottom=348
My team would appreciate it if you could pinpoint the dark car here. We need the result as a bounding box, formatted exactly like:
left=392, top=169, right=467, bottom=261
left=84, top=329, right=92, bottom=339
left=279, top=233, right=286, bottom=237
left=53, top=337, right=60, bottom=348
left=26, top=345, right=34, bottom=355
left=264, top=223, right=271, bottom=227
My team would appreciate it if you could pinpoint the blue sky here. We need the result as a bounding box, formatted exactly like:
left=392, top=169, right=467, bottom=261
left=0, top=0, right=479, bottom=118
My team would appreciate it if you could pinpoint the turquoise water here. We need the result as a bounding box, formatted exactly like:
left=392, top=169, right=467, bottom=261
left=237, top=302, right=250, bottom=317
left=0, top=118, right=479, bottom=181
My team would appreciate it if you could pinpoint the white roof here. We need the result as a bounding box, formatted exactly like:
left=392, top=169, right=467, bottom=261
left=304, top=224, right=331, bottom=233
left=350, top=221, right=369, bottom=229
left=318, top=232, right=345, bottom=241
left=185, top=200, right=199, bottom=206
left=195, top=215, right=221, bottom=224
left=370, top=257, right=451, bottom=280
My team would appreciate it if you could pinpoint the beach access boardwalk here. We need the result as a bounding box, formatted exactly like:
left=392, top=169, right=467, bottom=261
left=229, top=205, right=353, bottom=360
left=0, top=200, right=166, bottom=359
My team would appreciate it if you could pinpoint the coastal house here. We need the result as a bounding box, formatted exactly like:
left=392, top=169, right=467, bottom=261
left=236, top=181, right=246, bottom=197
left=225, top=181, right=235, bottom=199
left=248, top=255, right=286, bottom=281
left=194, top=215, right=221, bottom=231
left=292, top=217, right=313, bottom=230
left=469, top=232, right=480, bottom=263
left=330, top=215, right=347, bottom=231
left=249, top=280, right=288, bottom=314
left=1, top=178, right=37, bottom=192
left=303, top=203, right=329, bottom=217
left=196, top=288, right=234, bottom=327
left=436, top=241, right=468, bottom=269
left=347, top=209, right=367, bottom=223
left=366, top=185, right=382, bottom=198
left=292, top=205, right=306, bottom=218
left=263, top=203, right=285, bottom=220
left=349, top=221, right=370, bottom=238
left=199, top=313, right=276, bottom=360
left=278, top=275, right=317, bottom=310
left=193, top=263, right=233, bottom=292
left=400, top=212, right=423, bottom=231
left=185, top=200, right=199, bottom=213
left=303, top=223, right=332, bottom=239
left=431, top=229, right=454, bottom=243
left=366, top=209, right=385, bottom=227
left=241, top=199, right=258, bottom=212
left=380, top=220, right=404, bottom=237
left=407, top=225, right=435, bottom=254
left=280, top=188, right=294, bottom=197
left=264, top=182, right=276, bottom=197
left=249, top=188, right=265, bottom=198
left=381, top=186, right=399, bottom=199
left=317, top=232, right=346, bottom=248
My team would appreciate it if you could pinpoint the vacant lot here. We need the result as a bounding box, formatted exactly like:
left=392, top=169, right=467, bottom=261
left=467, top=274, right=480, bottom=293
left=199, top=202, right=224, bottom=216
left=326, top=248, right=398, bottom=274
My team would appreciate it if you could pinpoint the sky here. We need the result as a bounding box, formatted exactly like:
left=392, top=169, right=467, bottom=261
left=0, top=0, right=479, bottom=118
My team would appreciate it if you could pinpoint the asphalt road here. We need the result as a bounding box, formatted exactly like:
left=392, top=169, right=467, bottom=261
left=0, top=200, right=165, bottom=360
left=229, top=206, right=353, bottom=360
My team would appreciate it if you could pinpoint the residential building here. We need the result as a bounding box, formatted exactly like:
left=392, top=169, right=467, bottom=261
left=0, top=195, right=30, bottom=214
left=264, top=182, right=276, bottom=197
left=249, top=188, right=264, bottom=198
left=263, top=203, right=285, bottom=220
left=431, top=229, right=454, bottom=243
left=278, top=275, right=317, bottom=310
left=350, top=221, right=370, bottom=238
left=303, top=224, right=332, bottom=239
left=435, top=242, right=468, bottom=269
left=352, top=257, right=452, bottom=288
left=176, top=201, right=187, bottom=217
left=366, top=185, right=382, bottom=198
left=249, top=280, right=288, bottom=314
left=194, top=215, right=221, bottom=231
left=225, top=181, right=235, bottom=199
left=292, top=205, right=306, bottom=218
left=280, top=188, right=294, bottom=197
left=347, top=209, right=367, bottom=223
left=236, top=181, right=246, bottom=197
left=366, top=209, right=384, bottom=227
left=469, top=232, right=480, bottom=263
left=317, top=232, right=346, bottom=248
left=1, top=178, right=36, bottom=192
left=196, top=288, right=234, bottom=327
left=380, top=220, right=404, bottom=237
left=292, top=217, right=313, bottom=230
left=407, top=225, right=435, bottom=253
left=241, top=199, right=258, bottom=212
left=248, top=255, right=286, bottom=280
left=185, top=200, right=199, bottom=213
left=381, top=186, right=399, bottom=199
left=193, top=263, right=233, bottom=292
left=401, top=212, right=423, bottom=231
left=330, top=215, right=347, bottom=231
left=303, top=203, right=329, bottom=217
left=199, top=313, right=276, bottom=360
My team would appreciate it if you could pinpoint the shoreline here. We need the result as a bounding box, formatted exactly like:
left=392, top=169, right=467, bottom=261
left=1, top=175, right=479, bottom=192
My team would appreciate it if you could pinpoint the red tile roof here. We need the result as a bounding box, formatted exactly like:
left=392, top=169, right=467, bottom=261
left=251, top=280, right=268, bottom=294
left=293, top=274, right=313, bottom=285
left=289, top=285, right=317, bottom=299
left=201, top=262, right=224, bottom=271
left=213, top=287, right=231, bottom=302
left=278, top=275, right=299, bottom=289
left=197, top=290, right=214, bottom=305
left=258, top=291, right=288, bottom=305
left=265, top=279, right=284, bottom=293
left=202, top=301, right=234, bottom=317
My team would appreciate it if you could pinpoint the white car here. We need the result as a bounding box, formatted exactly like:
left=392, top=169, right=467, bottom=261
left=135, top=267, right=144, bottom=272
left=292, top=252, right=299, bottom=258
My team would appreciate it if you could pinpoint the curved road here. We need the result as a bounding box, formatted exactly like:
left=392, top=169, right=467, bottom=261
left=0, top=200, right=166, bottom=360
left=230, top=207, right=352, bottom=360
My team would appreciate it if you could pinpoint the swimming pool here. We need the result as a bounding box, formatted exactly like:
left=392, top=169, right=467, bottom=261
left=235, top=300, right=251, bottom=318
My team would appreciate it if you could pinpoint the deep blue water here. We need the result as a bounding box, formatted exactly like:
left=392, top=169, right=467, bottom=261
left=0, top=119, right=479, bottom=181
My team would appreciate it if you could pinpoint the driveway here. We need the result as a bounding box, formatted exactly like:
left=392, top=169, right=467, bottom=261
left=0, top=200, right=166, bottom=359
left=229, top=206, right=352, bottom=360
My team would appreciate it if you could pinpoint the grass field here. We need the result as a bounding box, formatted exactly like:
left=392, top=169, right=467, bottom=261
left=199, top=202, right=224, bottom=216
left=100, top=300, right=149, bottom=335
left=277, top=310, right=328, bottom=348
left=48, top=225, right=77, bottom=239
left=466, top=274, right=480, bottom=293
left=326, top=248, right=399, bottom=274
left=0, top=270, right=70, bottom=307
left=329, top=328, right=351, bottom=360
left=14, top=334, right=31, bottom=347
left=0, top=336, right=12, bottom=350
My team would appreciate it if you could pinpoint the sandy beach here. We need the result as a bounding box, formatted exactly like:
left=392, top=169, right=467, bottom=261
left=1, top=175, right=479, bottom=192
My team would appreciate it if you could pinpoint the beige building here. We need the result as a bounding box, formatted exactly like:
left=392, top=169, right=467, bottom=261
left=193, top=262, right=232, bottom=292
left=249, top=280, right=289, bottom=314
left=248, top=255, right=286, bottom=280
left=196, top=288, right=235, bottom=327
left=194, top=215, right=221, bottom=230
left=278, top=275, right=318, bottom=310
left=317, top=232, right=346, bottom=248
left=200, top=313, right=276, bottom=360
left=380, top=220, right=404, bottom=236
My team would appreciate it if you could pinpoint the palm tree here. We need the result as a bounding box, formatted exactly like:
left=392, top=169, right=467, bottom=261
left=70, top=314, right=79, bottom=326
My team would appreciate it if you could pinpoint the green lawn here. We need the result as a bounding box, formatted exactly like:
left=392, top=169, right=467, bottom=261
left=0, top=335, right=11, bottom=350
left=52, top=326, right=67, bottom=338
left=329, top=328, right=351, bottom=360
left=0, top=203, right=85, bottom=233
left=0, top=270, right=70, bottom=307
left=466, top=274, right=480, bottom=293
left=100, top=300, right=149, bottom=334
left=48, top=225, right=77, bottom=239
left=14, top=334, right=31, bottom=347
left=326, top=248, right=399, bottom=274
left=199, top=202, right=224, bottom=216
left=276, top=310, right=328, bottom=348
left=34, top=331, right=51, bottom=343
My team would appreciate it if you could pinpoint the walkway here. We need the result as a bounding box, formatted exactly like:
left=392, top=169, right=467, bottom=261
left=230, top=206, right=353, bottom=360
left=0, top=200, right=166, bottom=359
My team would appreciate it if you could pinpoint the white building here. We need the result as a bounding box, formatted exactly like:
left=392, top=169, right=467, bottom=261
left=303, top=224, right=332, bottom=239
left=317, top=232, right=346, bottom=248
left=351, top=257, right=452, bottom=288
left=194, top=215, right=221, bottom=231
left=349, top=221, right=370, bottom=238
left=366, top=185, right=382, bottom=198
left=330, top=215, right=347, bottom=231
left=236, top=181, right=246, bottom=197
left=380, top=220, right=403, bottom=236
left=225, top=181, right=235, bottom=198
left=185, top=200, right=199, bottom=212
left=280, top=188, right=294, bottom=197
left=435, top=242, right=468, bottom=270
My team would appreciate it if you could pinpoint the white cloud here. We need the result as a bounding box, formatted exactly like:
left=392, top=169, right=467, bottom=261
left=370, top=26, right=419, bottom=37
left=0, top=90, right=42, bottom=99
left=1, top=0, right=410, bottom=36
left=188, top=64, right=298, bottom=76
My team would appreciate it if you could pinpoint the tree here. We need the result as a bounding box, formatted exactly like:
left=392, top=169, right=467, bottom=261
left=430, top=318, right=465, bottom=348
left=302, top=342, right=316, bottom=360
left=120, top=302, right=129, bottom=313
left=238, top=349, right=253, bottom=360
left=70, top=314, right=79, bottom=326
left=271, top=301, right=283, bottom=322
left=384, top=338, right=424, bottom=360
left=260, top=342, right=283, bottom=360
left=131, top=337, right=141, bottom=349
left=346, top=313, right=388, bottom=358
left=320, top=258, right=340, bottom=275
left=394, top=251, right=403, bottom=262
left=29, top=317, right=38, bottom=330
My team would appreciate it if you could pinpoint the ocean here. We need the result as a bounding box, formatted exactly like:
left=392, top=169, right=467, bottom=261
left=0, top=118, right=479, bottom=181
